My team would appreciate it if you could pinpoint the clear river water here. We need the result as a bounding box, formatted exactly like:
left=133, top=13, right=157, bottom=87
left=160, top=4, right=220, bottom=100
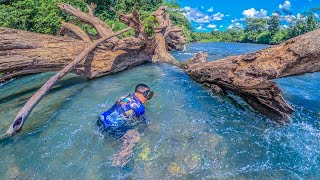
left=0, top=42, right=320, bottom=179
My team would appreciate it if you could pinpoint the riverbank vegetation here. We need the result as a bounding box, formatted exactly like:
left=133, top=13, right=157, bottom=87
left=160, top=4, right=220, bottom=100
left=0, top=0, right=192, bottom=40
left=1, top=0, right=318, bottom=45
left=191, top=11, right=319, bottom=45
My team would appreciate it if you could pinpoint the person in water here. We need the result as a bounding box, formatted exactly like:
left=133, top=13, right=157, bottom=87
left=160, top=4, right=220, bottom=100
left=97, top=84, right=154, bottom=167
left=97, top=84, right=154, bottom=137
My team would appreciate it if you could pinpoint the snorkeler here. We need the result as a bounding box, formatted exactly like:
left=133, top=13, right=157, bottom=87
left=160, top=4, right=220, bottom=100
left=97, top=84, right=154, bottom=167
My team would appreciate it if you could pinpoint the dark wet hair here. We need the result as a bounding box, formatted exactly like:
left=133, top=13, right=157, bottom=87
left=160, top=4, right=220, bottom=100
left=135, top=84, right=150, bottom=92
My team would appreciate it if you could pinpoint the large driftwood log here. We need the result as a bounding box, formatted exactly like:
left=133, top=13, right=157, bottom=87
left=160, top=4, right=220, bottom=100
left=0, top=27, right=149, bottom=82
left=183, top=29, right=320, bottom=124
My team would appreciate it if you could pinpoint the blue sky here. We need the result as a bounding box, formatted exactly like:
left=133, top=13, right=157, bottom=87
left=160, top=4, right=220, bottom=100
left=177, top=0, right=320, bottom=32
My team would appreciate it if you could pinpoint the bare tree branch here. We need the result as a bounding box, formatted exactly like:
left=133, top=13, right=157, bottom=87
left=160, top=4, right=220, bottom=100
left=57, top=3, right=113, bottom=38
left=59, top=21, right=92, bottom=43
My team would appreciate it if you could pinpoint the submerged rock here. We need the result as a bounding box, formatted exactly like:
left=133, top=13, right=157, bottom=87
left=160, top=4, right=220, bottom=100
left=168, top=162, right=183, bottom=175
left=6, top=165, right=22, bottom=179
left=183, top=153, right=201, bottom=171
left=112, top=129, right=142, bottom=167
left=139, top=146, right=151, bottom=161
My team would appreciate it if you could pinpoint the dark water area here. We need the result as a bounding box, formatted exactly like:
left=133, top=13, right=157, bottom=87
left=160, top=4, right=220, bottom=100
left=0, top=42, right=319, bottom=179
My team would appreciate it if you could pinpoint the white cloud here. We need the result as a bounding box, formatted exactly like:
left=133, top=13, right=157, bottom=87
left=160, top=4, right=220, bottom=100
left=213, top=12, right=225, bottom=20
left=297, top=13, right=302, bottom=19
left=281, top=24, right=289, bottom=30
left=182, top=6, right=225, bottom=24
left=220, top=25, right=223, bottom=28
left=315, top=13, right=319, bottom=19
left=279, top=1, right=291, bottom=10
left=228, top=22, right=244, bottom=29
left=195, top=16, right=210, bottom=23
left=281, top=14, right=296, bottom=23
left=243, top=8, right=256, bottom=17
left=272, top=12, right=280, bottom=16
left=242, top=8, right=268, bottom=18
left=278, top=12, right=308, bottom=24
left=207, top=24, right=216, bottom=28
left=207, top=7, right=214, bottom=12
left=184, top=6, right=191, bottom=11
left=214, top=29, right=219, bottom=31
left=196, top=26, right=207, bottom=30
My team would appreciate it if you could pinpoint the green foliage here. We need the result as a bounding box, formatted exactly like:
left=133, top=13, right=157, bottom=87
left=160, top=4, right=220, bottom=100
left=245, top=18, right=268, bottom=33
left=112, top=0, right=162, bottom=14
left=163, top=0, right=180, bottom=9
left=270, top=30, right=288, bottom=44
left=0, top=0, right=87, bottom=34
left=86, top=0, right=114, bottom=18
left=0, top=0, right=191, bottom=40
left=256, top=31, right=271, bottom=44
left=182, top=26, right=192, bottom=43
left=268, top=15, right=280, bottom=35
left=286, top=13, right=318, bottom=40
left=142, top=15, right=158, bottom=37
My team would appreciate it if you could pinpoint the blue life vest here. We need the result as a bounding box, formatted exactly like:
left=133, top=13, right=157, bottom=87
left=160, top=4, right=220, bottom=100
left=100, top=94, right=145, bottom=127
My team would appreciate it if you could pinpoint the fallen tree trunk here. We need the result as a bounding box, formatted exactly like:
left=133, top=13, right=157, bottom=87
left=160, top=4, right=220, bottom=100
left=0, top=27, right=149, bottom=82
left=182, top=29, right=320, bottom=124
left=6, top=27, right=132, bottom=136
left=0, top=5, right=185, bottom=82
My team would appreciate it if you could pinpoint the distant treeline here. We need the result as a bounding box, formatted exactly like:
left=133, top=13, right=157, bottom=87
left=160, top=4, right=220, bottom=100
left=191, top=12, right=319, bottom=45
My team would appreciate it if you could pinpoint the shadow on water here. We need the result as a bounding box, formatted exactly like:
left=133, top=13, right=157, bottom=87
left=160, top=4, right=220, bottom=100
left=0, top=75, right=87, bottom=104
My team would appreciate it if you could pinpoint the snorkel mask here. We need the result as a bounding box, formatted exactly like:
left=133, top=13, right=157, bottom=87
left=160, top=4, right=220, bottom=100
left=141, top=89, right=154, bottom=100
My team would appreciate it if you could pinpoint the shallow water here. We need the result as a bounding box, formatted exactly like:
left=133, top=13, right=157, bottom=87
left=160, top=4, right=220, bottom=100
left=0, top=42, right=319, bottom=179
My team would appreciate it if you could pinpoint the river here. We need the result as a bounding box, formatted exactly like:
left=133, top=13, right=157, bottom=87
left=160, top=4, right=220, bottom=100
left=0, top=42, right=319, bottom=179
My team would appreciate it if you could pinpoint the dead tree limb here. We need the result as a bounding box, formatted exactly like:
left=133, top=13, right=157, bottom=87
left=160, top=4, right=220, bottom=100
left=151, top=6, right=186, bottom=63
left=59, top=21, right=92, bottom=43
left=6, top=27, right=132, bottom=136
left=57, top=3, right=113, bottom=37
left=118, top=8, right=146, bottom=40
